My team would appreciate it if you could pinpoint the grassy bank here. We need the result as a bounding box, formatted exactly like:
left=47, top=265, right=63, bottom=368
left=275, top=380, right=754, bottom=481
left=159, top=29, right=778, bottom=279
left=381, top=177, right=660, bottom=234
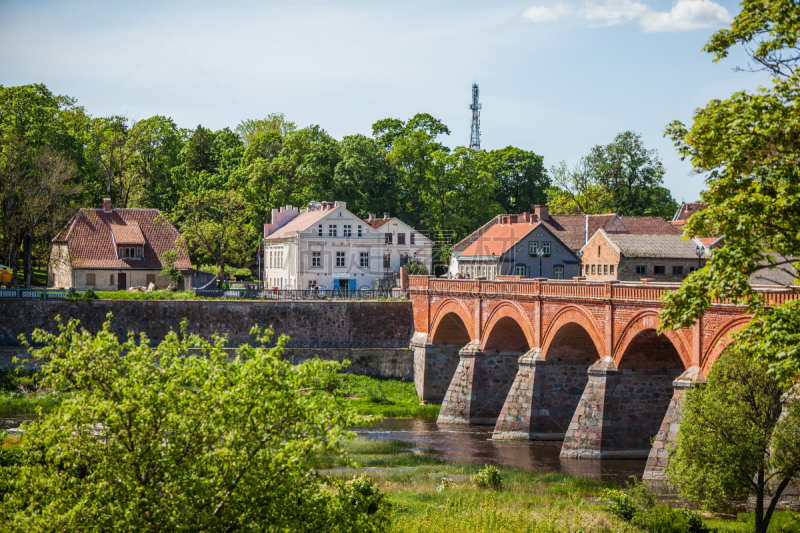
left=316, top=437, right=800, bottom=533
left=341, top=375, right=440, bottom=418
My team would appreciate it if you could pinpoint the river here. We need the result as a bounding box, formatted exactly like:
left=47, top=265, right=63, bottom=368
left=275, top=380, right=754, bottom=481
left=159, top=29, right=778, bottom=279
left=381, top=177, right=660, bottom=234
left=354, top=418, right=648, bottom=485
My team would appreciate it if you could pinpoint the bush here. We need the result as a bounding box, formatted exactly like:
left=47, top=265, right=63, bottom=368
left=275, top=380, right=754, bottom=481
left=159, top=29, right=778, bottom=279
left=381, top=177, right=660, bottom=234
left=316, top=366, right=346, bottom=395
left=407, top=260, right=428, bottom=276
left=471, top=465, right=503, bottom=490
left=362, top=382, right=387, bottom=403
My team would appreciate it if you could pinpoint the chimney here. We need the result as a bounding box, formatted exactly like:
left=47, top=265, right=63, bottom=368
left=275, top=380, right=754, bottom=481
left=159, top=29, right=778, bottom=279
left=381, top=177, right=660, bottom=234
left=383, top=212, right=390, bottom=219
left=523, top=212, right=531, bottom=222
left=368, top=213, right=376, bottom=221
left=509, top=215, right=518, bottom=223
left=533, top=204, right=549, bottom=221
left=103, top=198, right=112, bottom=213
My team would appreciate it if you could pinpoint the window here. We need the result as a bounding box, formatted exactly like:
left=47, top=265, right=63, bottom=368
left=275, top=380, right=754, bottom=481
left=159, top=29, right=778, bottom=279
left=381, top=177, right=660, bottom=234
left=635, top=265, right=647, bottom=275
left=318, top=224, right=323, bottom=236
left=360, top=252, right=369, bottom=268
left=529, top=242, right=538, bottom=255
left=385, top=233, right=393, bottom=244
left=556, top=246, right=562, bottom=253
left=120, top=247, right=142, bottom=259
left=336, top=252, right=345, bottom=267
left=343, top=224, right=352, bottom=237
left=146, top=274, right=156, bottom=285
left=383, top=253, right=390, bottom=268
left=110, top=274, right=115, bottom=285
left=673, top=266, right=684, bottom=275
left=312, top=252, right=321, bottom=268
left=410, top=233, right=415, bottom=244
left=397, top=233, right=406, bottom=245
left=598, top=246, right=601, bottom=256
left=329, top=225, right=337, bottom=237
left=689, top=266, right=698, bottom=273
left=515, top=264, right=526, bottom=276
left=654, top=266, right=666, bottom=275
left=86, top=273, right=95, bottom=286
left=542, top=241, right=551, bottom=255
left=610, top=264, right=615, bottom=275
left=308, top=280, right=317, bottom=289
left=553, top=266, right=564, bottom=280
left=357, top=225, right=362, bottom=237
left=591, top=265, right=596, bottom=274
left=603, top=265, right=608, bottom=275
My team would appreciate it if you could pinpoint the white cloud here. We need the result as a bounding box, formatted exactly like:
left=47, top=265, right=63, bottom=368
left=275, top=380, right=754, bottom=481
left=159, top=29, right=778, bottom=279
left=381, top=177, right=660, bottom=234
left=520, top=0, right=732, bottom=32
left=582, top=0, right=649, bottom=27
left=521, top=3, right=575, bottom=23
left=639, top=0, right=733, bottom=32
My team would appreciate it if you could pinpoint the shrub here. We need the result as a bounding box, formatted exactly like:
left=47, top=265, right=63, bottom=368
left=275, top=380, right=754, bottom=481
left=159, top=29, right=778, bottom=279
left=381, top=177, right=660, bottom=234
left=363, top=382, right=387, bottom=403
left=317, top=366, right=346, bottom=395
left=471, top=465, right=503, bottom=490
left=436, top=477, right=456, bottom=492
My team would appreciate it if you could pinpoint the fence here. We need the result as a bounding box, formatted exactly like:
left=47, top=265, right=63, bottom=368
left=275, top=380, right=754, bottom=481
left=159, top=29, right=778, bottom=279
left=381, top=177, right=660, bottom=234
left=0, top=288, right=93, bottom=300
left=194, top=288, right=404, bottom=300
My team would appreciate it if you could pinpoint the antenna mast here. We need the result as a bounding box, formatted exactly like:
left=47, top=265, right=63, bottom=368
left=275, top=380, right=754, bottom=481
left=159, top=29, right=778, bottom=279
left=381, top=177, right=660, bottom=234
left=469, top=83, right=481, bottom=149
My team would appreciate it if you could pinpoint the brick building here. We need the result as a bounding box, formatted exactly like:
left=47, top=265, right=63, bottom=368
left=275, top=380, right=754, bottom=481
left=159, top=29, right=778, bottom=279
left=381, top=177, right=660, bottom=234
left=449, top=205, right=680, bottom=275
left=49, top=198, right=192, bottom=290
left=456, top=213, right=581, bottom=280
left=580, top=229, right=707, bottom=282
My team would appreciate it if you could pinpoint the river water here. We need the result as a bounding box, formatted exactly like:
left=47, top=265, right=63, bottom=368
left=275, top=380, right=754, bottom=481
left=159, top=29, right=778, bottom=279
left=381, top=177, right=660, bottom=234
left=354, top=418, right=648, bottom=485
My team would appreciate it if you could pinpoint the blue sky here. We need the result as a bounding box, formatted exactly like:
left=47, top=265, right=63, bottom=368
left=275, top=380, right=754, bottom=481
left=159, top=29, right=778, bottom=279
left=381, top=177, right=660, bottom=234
left=0, top=0, right=768, bottom=203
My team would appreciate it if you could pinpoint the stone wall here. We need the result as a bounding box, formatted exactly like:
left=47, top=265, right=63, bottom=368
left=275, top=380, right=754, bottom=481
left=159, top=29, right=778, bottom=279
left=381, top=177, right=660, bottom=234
left=281, top=348, right=412, bottom=380
left=0, top=299, right=414, bottom=347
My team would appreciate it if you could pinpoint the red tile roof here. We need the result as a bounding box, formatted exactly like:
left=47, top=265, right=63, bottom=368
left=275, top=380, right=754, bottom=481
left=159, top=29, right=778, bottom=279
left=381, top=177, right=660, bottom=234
left=460, top=222, right=538, bottom=257
left=264, top=208, right=330, bottom=240
left=620, top=216, right=682, bottom=236
left=674, top=203, right=708, bottom=221
left=53, top=208, right=191, bottom=270
left=539, top=215, right=587, bottom=251
left=364, top=218, right=391, bottom=230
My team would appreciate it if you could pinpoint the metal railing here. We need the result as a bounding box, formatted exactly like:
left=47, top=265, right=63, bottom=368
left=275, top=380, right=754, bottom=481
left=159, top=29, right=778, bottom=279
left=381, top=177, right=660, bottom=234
left=193, top=288, right=405, bottom=300
left=0, top=288, right=92, bottom=300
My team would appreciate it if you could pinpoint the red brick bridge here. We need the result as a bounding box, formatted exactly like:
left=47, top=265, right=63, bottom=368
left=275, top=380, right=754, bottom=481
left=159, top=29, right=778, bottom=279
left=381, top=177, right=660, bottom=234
left=408, top=276, right=799, bottom=481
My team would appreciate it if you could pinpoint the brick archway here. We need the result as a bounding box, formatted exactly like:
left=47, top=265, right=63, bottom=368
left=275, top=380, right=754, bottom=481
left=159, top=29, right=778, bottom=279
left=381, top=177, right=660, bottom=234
left=430, top=299, right=476, bottom=344
left=613, top=310, right=691, bottom=370
left=702, top=316, right=752, bottom=373
left=541, top=305, right=605, bottom=358
left=481, top=302, right=534, bottom=352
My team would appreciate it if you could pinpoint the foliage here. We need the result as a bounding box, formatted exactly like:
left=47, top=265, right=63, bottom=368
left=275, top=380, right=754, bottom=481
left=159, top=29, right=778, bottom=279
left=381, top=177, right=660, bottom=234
left=159, top=249, right=182, bottom=286
left=406, top=260, right=428, bottom=275
left=236, top=113, right=297, bottom=146
left=485, top=146, right=549, bottom=214
left=436, top=477, right=456, bottom=492
left=197, top=264, right=252, bottom=278
left=0, top=315, right=389, bottom=532
left=471, top=465, right=503, bottom=490
left=659, top=1, right=800, bottom=384
left=599, top=479, right=711, bottom=533
left=665, top=348, right=800, bottom=533
left=547, top=131, right=678, bottom=219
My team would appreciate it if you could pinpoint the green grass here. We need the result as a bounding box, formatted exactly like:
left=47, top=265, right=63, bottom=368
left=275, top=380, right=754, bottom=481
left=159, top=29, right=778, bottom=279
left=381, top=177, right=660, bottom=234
left=705, top=512, right=800, bottom=532
left=0, top=392, right=65, bottom=414
left=90, top=290, right=203, bottom=301
left=337, top=375, right=440, bottom=418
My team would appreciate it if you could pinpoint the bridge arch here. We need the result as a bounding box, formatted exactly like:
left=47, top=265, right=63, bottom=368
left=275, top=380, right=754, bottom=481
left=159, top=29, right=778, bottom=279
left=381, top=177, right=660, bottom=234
left=430, top=299, right=475, bottom=344
left=702, top=316, right=752, bottom=373
left=481, top=302, right=534, bottom=352
left=614, top=311, right=691, bottom=370
left=541, top=305, right=605, bottom=358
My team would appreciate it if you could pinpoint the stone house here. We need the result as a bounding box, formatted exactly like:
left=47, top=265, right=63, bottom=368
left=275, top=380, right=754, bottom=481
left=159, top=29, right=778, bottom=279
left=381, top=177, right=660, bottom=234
left=49, top=198, right=192, bottom=290
left=363, top=213, right=433, bottom=275
left=457, top=213, right=581, bottom=280
left=580, top=229, right=707, bottom=282
left=449, top=204, right=681, bottom=275
left=263, top=201, right=432, bottom=291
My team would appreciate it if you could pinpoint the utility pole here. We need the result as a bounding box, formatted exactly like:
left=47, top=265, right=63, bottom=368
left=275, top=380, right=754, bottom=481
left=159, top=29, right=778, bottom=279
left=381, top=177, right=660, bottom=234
left=469, top=83, right=481, bottom=150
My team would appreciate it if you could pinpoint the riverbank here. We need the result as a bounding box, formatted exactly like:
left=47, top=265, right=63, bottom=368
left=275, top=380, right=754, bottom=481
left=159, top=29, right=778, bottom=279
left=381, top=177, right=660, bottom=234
left=340, top=375, right=440, bottom=418
left=316, top=437, right=800, bottom=533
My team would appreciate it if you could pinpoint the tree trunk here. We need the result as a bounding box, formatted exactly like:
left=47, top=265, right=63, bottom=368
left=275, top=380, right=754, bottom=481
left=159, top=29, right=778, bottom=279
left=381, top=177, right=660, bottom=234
left=23, top=232, right=32, bottom=289
left=755, top=471, right=765, bottom=533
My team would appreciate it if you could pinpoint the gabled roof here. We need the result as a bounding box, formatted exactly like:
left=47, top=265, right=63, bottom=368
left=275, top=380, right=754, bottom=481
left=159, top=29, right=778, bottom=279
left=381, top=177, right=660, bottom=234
left=620, top=216, right=681, bottom=236
left=52, top=208, right=191, bottom=270
left=602, top=233, right=702, bottom=259
left=460, top=222, right=538, bottom=258
left=673, top=202, right=708, bottom=221
left=364, top=218, right=391, bottom=230
left=264, top=208, right=331, bottom=240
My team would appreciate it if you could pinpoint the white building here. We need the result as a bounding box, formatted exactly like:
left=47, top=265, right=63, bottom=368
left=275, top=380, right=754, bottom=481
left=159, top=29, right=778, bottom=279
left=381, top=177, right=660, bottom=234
left=263, top=202, right=431, bottom=291
left=363, top=213, right=433, bottom=275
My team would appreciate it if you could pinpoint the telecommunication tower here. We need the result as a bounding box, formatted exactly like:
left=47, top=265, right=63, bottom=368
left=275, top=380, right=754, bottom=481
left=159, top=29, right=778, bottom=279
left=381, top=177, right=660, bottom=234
left=469, top=83, right=481, bottom=149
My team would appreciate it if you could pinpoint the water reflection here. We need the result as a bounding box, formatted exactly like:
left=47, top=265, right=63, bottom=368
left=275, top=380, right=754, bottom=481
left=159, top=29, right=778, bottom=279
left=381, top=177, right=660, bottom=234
left=354, top=418, right=646, bottom=485
left=0, top=414, right=37, bottom=430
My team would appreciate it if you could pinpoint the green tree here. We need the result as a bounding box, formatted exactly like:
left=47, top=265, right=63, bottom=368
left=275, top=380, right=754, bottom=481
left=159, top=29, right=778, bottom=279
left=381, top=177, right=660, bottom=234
left=373, top=114, right=450, bottom=229
left=172, top=189, right=255, bottom=284
left=236, top=113, right=297, bottom=146
left=127, top=116, right=184, bottom=210
left=185, top=125, right=217, bottom=175
left=659, top=0, right=800, bottom=383
left=0, top=316, right=390, bottom=532
left=485, top=147, right=549, bottom=214
left=665, top=347, right=800, bottom=533
left=333, top=134, right=397, bottom=219
left=547, top=132, right=678, bottom=218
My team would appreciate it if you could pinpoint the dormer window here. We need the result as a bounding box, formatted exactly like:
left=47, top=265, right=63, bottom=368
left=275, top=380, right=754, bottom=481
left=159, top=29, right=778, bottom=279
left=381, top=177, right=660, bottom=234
left=120, top=247, right=143, bottom=259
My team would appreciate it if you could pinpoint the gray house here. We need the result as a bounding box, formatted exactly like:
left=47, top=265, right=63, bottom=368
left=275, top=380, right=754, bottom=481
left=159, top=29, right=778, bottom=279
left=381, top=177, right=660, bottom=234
left=456, top=214, right=581, bottom=280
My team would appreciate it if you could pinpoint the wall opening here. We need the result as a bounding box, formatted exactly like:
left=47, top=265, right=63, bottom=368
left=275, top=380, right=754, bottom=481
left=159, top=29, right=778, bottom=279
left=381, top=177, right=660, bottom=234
left=483, top=316, right=530, bottom=352
left=432, top=312, right=471, bottom=345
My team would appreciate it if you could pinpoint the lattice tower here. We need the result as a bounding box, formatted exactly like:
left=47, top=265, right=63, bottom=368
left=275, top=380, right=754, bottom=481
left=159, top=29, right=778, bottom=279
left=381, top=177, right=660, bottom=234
left=469, top=83, right=481, bottom=149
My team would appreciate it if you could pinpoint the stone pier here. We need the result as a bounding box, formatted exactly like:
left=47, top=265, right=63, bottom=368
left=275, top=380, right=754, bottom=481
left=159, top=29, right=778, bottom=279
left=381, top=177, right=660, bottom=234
left=410, top=332, right=462, bottom=403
